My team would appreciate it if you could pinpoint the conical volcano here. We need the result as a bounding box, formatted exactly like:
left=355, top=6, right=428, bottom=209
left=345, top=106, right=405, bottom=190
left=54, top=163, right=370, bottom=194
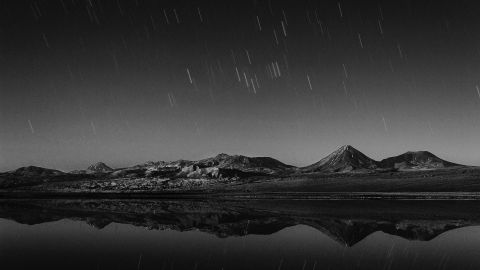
left=302, top=145, right=379, bottom=173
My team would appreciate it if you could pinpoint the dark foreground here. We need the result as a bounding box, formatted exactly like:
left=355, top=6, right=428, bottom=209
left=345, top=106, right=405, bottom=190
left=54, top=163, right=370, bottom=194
left=1, top=199, right=480, bottom=269
left=3, top=191, right=480, bottom=200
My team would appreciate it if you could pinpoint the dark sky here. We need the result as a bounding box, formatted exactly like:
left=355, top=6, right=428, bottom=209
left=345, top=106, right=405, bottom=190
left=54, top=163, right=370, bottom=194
left=1, top=0, right=480, bottom=171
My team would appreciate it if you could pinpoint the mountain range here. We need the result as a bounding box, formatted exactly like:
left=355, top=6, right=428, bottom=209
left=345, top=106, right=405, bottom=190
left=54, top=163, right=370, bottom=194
left=301, top=145, right=461, bottom=173
left=0, top=145, right=467, bottom=189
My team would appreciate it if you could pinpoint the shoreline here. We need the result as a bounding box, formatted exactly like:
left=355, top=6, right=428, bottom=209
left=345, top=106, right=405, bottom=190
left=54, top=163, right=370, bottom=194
left=2, top=191, right=480, bottom=200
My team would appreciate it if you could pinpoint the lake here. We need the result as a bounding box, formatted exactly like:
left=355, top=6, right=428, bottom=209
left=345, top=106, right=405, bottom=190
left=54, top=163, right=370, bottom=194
left=1, top=199, right=480, bottom=270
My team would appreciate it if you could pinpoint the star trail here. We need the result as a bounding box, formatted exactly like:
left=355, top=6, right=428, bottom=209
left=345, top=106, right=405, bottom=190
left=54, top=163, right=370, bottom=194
left=1, top=0, right=479, bottom=171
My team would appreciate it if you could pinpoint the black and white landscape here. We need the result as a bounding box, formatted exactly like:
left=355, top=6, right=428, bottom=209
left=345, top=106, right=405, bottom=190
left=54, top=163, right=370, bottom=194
left=1, top=145, right=479, bottom=196
left=2, top=0, right=480, bottom=269
left=2, top=199, right=480, bottom=270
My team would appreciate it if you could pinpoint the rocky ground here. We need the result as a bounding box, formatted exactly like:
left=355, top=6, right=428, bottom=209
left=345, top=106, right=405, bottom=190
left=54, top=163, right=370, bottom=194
left=14, top=176, right=239, bottom=193
left=1, top=166, right=479, bottom=197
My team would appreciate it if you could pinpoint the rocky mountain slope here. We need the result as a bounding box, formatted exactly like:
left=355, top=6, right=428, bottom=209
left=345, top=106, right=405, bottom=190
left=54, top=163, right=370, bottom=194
left=302, top=145, right=379, bottom=173
left=5, top=166, right=65, bottom=177
left=379, top=151, right=460, bottom=170
left=194, top=153, right=294, bottom=174
left=0, top=166, right=87, bottom=188
left=71, top=162, right=114, bottom=174
left=87, top=162, right=113, bottom=173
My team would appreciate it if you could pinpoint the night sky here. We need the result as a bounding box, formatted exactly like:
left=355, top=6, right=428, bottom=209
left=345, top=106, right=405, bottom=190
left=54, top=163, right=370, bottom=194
left=1, top=0, right=480, bottom=171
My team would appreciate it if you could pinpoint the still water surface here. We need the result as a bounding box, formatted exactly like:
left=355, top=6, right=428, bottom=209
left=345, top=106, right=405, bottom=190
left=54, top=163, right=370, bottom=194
left=1, top=199, right=480, bottom=270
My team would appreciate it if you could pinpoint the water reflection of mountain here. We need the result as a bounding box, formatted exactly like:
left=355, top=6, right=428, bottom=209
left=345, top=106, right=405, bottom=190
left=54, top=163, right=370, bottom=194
left=1, top=199, right=479, bottom=247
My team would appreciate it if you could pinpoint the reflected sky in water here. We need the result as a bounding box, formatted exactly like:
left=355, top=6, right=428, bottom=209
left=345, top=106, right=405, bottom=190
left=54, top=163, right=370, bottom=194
left=1, top=217, right=480, bottom=270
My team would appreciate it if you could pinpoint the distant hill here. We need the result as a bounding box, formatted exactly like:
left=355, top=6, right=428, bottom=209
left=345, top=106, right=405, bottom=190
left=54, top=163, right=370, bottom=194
left=302, top=145, right=378, bottom=173
left=379, top=151, right=461, bottom=170
left=87, top=162, right=113, bottom=173
left=194, top=153, right=294, bottom=174
left=70, top=162, right=113, bottom=174
left=4, top=166, right=65, bottom=178
left=0, top=166, right=66, bottom=188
